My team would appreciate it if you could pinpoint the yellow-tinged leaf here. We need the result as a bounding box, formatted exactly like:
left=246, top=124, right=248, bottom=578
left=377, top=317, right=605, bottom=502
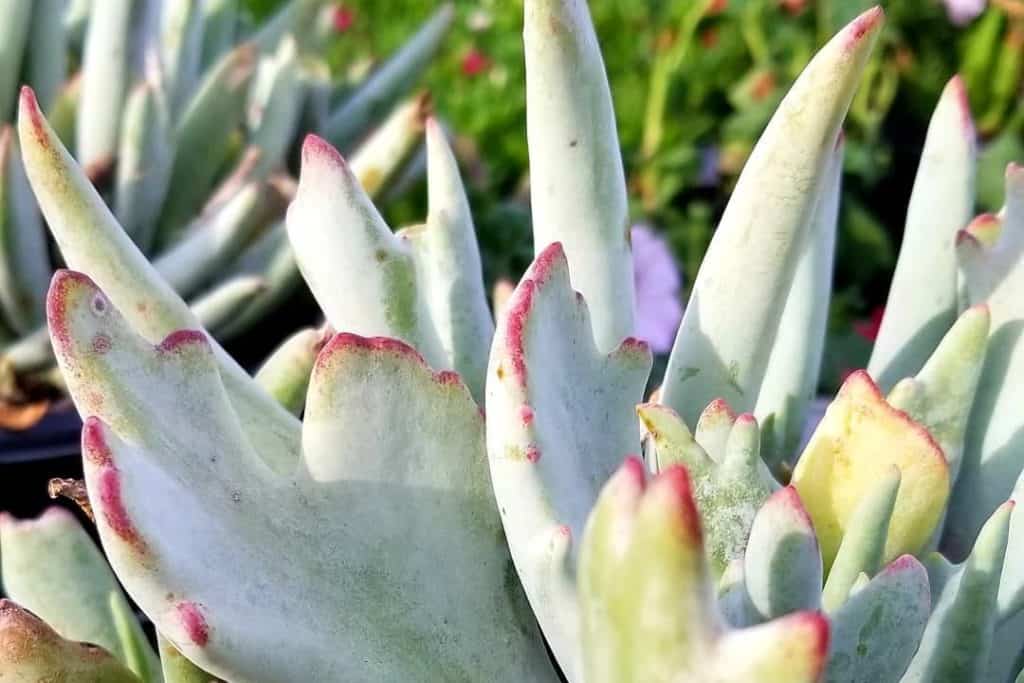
left=792, top=370, right=949, bottom=570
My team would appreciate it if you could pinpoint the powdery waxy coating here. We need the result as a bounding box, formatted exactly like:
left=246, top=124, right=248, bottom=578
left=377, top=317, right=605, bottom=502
left=869, top=75, right=977, bottom=392
left=742, top=486, right=823, bottom=622
left=485, top=241, right=652, bottom=682
left=524, top=0, right=634, bottom=354
left=947, top=163, right=1024, bottom=562
left=661, top=6, right=884, bottom=427
left=638, top=400, right=780, bottom=578
left=825, top=553, right=931, bottom=683
left=403, top=116, right=495, bottom=402
left=20, top=85, right=302, bottom=477
left=48, top=270, right=556, bottom=682
left=286, top=133, right=448, bottom=373
left=792, top=370, right=949, bottom=570
left=578, top=459, right=830, bottom=683
left=904, top=501, right=1015, bottom=681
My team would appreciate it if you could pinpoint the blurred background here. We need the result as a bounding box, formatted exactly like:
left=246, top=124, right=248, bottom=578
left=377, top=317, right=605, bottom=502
left=1, top=0, right=1022, bottom=515
left=253, top=0, right=1024, bottom=393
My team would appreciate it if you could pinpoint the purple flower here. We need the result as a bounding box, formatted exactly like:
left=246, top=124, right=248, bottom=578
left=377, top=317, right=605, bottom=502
left=632, top=224, right=684, bottom=353
left=943, top=0, right=986, bottom=25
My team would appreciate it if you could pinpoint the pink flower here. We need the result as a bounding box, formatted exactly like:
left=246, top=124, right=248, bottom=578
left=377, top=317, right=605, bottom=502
left=331, top=5, right=355, bottom=33
left=461, top=48, right=491, bottom=77
left=632, top=225, right=684, bottom=353
left=943, top=0, right=986, bottom=25
left=853, top=306, right=885, bottom=342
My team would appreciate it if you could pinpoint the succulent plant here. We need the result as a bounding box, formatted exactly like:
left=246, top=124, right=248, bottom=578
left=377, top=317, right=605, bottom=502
left=4, top=1, right=1024, bottom=683
left=0, top=0, right=454, bottom=425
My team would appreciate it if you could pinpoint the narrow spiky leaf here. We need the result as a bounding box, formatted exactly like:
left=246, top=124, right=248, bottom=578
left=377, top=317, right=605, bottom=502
left=870, top=77, right=977, bottom=390
left=662, top=8, right=883, bottom=425
left=525, top=0, right=633, bottom=352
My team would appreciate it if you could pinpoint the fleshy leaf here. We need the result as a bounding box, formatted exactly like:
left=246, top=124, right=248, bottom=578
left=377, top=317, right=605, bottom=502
left=153, top=179, right=286, bottom=299
left=579, top=460, right=830, bottom=683
left=159, top=634, right=223, bottom=683
left=821, top=466, right=901, bottom=612
left=21, top=0, right=68, bottom=114
left=200, top=0, right=238, bottom=69
left=869, top=76, right=977, bottom=390
left=402, top=118, right=494, bottom=401
left=486, top=243, right=652, bottom=680
left=524, top=0, right=633, bottom=352
left=220, top=94, right=424, bottom=341
left=76, top=0, right=147, bottom=179
left=661, top=7, right=883, bottom=425
left=248, top=37, right=305, bottom=179
left=51, top=272, right=556, bottom=681
left=114, top=79, right=174, bottom=254
left=159, top=0, right=204, bottom=118
left=755, top=133, right=843, bottom=469
left=640, top=402, right=780, bottom=578
left=344, top=92, right=430, bottom=198
left=189, top=275, right=266, bottom=336
left=19, top=86, right=300, bottom=476
left=0, top=0, right=32, bottom=122
left=902, top=501, right=1014, bottom=681
left=285, top=134, right=446, bottom=367
left=887, top=304, right=990, bottom=484
left=791, top=370, right=949, bottom=570
left=695, top=398, right=738, bottom=463
left=743, top=486, right=823, bottom=622
left=0, top=508, right=159, bottom=677
left=826, top=555, right=930, bottom=683
left=155, top=43, right=257, bottom=245
left=0, top=125, right=48, bottom=334
left=254, top=326, right=328, bottom=415
left=0, top=599, right=140, bottom=682
left=946, top=163, right=1024, bottom=559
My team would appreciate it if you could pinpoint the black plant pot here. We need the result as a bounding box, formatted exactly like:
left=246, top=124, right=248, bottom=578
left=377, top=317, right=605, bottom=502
left=0, top=403, right=83, bottom=518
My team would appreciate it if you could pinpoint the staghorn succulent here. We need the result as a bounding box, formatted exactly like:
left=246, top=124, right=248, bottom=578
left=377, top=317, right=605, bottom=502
left=4, top=2, right=1024, bottom=683
left=0, top=0, right=454, bottom=426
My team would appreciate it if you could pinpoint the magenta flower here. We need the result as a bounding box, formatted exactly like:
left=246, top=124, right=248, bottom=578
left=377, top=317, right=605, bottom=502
left=631, top=224, right=684, bottom=353
left=461, top=48, right=492, bottom=77
left=331, top=4, right=355, bottom=33
left=943, top=0, right=986, bottom=25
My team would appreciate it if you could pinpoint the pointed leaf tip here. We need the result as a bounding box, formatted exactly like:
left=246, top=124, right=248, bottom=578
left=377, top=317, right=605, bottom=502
left=705, top=398, right=737, bottom=420
left=650, top=464, right=704, bottom=544
left=843, top=6, right=885, bottom=49
left=945, top=75, right=975, bottom=138
left=18, top=85, right=42, bottom=125
left=619, top=455, right=647, bottom=491
left=772, top=485, right=814, bottom=521
left=301, top=133, right=345, bottom=170
left=795, top=611, right=831, bottom=665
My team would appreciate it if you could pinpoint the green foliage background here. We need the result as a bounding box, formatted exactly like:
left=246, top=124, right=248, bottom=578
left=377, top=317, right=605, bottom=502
left=255, top=0, right=1024, bottom=388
